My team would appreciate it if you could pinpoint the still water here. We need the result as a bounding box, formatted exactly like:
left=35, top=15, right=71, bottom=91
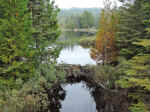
left=57, top=45, right=96, bottom=65
left=60, top=82, right=97, bottom=112
left=57, top=32, right=97, bottom=112
left=57, top=31, right=96, bottom=65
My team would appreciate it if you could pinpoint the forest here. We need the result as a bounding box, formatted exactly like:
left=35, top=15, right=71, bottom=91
left=58, top=8, right=100, bottom=29
left=0, top=0, right=150, bottom=112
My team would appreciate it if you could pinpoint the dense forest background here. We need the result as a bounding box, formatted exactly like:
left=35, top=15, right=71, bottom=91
left=58, top=8, right=101, bottom=29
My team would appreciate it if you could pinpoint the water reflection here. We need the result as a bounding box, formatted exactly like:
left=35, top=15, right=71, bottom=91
left=57, top=31, right=94, bottom=49
left=57, top=31, right=97, bottom=65
left=58, top=31, right=94, bottom=42
left=48, top=76, right=129, bottom=112
left=57, top=45, right=96, bottom=65
left=60, top=82, right=96, bottom=112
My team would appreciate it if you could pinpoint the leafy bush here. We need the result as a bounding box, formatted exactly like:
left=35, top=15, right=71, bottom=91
left=129, top=101, right=149, bottom=112
left=0, top=78, right=47, bottom=112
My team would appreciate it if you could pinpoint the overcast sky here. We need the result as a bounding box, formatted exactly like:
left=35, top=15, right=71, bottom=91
left=55, top=0, right=120, bottom=9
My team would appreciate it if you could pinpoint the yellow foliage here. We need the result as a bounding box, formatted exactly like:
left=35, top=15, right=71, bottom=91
left=133, top=39, right=150, bottom=48
left=94, top=2, right=118, bottom=64
left=117, top=54, right=150, bottom=91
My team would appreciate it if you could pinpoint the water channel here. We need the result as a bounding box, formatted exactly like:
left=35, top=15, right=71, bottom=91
left=52, top=31, right=128, bottom=112
left=60, top=82, right=96, bottom=112
left=56, top=31, right=97, bottom=112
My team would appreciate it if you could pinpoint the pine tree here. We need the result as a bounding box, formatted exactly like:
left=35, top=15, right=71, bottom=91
left=29, top=0, right=62, bottom=83
left=28, top=0, right=60, bottom=64
left=117, top=0, right=150, bottom=59
left=116, top=1, right=150, bottom=111
left=117, top=0, right=150, bottom=92
left=0, top=0, right=35, bottom=88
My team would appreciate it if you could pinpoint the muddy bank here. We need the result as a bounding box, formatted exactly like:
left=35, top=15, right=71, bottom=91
left=92, top=87, right=129, bottom=112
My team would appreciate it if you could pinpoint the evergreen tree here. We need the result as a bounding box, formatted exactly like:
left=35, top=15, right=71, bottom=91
left=117, top=0, right=150, bottom=59
left=79, top=11, right=95, bottom=28
left=117, top=0, right=150, bottom=92
left=0, top=0, right=35, bottom=88
left=116, top=1, right=150, bottom=111
left=65, top=14, right=80, bottom=29
left=29, top=0, right=63, bottom=83
left=29, top=0, right=60, bottom=65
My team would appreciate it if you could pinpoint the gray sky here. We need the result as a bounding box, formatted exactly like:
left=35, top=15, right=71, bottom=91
left=55, top=0, right=120, bottom=9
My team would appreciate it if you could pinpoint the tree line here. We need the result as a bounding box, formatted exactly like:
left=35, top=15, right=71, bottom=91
left=58, top=8, right=100, bottom=29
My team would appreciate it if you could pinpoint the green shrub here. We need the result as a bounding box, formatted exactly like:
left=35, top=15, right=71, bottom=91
left=129, top=101, right=149, bottom=112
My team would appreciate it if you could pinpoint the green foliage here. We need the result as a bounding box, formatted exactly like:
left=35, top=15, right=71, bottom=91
left=0, top=77, right=49, bottom=112
left=133, top=39, right=150, bottom=48
left=0, top=0, right=35, bottom=87
left=0, top=0, right=64, bottom=112
left=133, top=39, right=150, bottom=53
left=65, top=15, right=80, bottom=29
left=79, top=11, right=95, bottom=28
left=0, top=0, right=64, bottom=111
left=28, top=1, right=64, bottom=85
left=29, top=0, right=61, bottom=63
left=117, top=33, right=150, bottom=91
left=92, top=0, right=150, bottom=111
left=94, top=64, right=122, bottom=89
left=0, top=0, right=63, bottom=88
left=116, top=54, right=150, bottom=91
left=79, top=35, right=96, bottom=48
left=117, top=0, right=150, bottom=59
left=116, top=0, right=150, bottom=87
left=58, top=8, right=100, bottom=29
left=38, top=63, right=66, bottom=84
left=59, top=10, right=97, bottom=29
left=129, top=101, right=149, bottom=112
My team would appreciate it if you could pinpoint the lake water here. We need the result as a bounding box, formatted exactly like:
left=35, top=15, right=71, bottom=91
left=57, top=45, right=96, bottom=65
left=57, top=31, right=96, bottom=65
left=60, top=82, right=97, bottom=112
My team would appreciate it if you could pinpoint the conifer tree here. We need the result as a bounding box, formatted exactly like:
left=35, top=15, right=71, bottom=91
left=116, top=1, right=150, bottom=111
left=79, top=11, right=95, bottom=28
left=29, top=0, right=63, bottom=83
left=29, top=0, right=60, bottom=65
left=117, top=0, right=150, bottom=59
left=95, top=0, right=118, bottom=64
left=0, top=0, right=35, bottom=87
